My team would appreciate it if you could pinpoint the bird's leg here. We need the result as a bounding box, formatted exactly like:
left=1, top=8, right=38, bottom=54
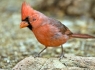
left=36, top=47, right=47, bottom=57
left=59, top=45, right=66, bottom=60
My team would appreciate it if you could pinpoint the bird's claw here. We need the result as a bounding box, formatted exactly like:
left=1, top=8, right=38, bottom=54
left=34, top=54, right=41, bottom=58
left=59, top=54, right=67, bottom=61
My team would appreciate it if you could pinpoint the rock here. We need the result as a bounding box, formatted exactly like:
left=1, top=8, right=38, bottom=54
left=36, top=0, right=95, bottom=18
left=12, top=56, right=65, bottom=70
left=12, top=55, right=95, bottom=70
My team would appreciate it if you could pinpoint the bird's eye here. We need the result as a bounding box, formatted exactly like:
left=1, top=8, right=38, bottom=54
left=33, top=18, right=36, bottom=21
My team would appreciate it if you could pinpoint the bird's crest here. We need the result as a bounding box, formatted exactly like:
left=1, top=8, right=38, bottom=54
left=21, top=2, right=34, bottom=20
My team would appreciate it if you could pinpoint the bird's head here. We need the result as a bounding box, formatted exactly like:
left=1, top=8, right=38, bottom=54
left=20, top=2, right=41, bottom=30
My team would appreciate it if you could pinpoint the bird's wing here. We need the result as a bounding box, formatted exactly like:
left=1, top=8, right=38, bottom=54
left=49, top=18, right=73, bottom=35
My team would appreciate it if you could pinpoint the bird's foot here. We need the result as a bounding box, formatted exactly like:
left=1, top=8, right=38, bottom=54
left=34, top=54, right=41, bottom=58
left=59, top=54, right=67, bottom=61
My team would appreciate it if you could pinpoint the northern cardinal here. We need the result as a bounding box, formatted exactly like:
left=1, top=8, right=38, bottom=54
left=20, top=2, right=95, bottom=59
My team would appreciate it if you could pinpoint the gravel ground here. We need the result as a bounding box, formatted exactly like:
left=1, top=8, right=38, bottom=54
left=0, top=0, right=95, bottom=69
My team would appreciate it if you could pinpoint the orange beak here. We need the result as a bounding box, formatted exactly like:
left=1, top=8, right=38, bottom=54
left=20, top=21, right=29, bottom=28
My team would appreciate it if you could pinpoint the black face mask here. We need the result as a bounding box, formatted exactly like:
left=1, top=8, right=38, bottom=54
left=22, top=17, right=33, bottom=30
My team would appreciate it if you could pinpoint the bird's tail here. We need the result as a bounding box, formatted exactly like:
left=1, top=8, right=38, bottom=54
left=71, top=33, right=95, bottom=39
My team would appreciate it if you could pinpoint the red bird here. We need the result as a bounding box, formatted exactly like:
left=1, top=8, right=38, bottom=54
left=20, top=2, right=95, bottom=59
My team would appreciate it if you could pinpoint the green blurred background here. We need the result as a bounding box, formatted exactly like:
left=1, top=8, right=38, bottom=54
left=0, top=0, right=95, bottom=69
